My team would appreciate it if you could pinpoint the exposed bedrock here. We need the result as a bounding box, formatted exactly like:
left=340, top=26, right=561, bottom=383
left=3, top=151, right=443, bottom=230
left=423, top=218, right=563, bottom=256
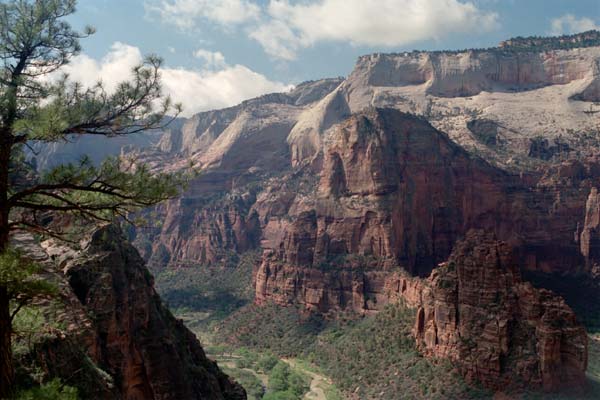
left=256, top=108, right=600, bottom=301
left=354, top=47, right=600, bottom=99
left=413, top=231, right=588, bottom=392
left=17, top=226, right=246, bottom=400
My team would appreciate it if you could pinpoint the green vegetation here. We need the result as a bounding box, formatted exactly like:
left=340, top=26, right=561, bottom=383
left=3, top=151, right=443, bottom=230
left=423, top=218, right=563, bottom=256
left=498, top=30, right=600, bottom=52
left=212, top=347, right=310, bottom=400
left=589, top=335, right=600, bottom=382
left=15, top=379, right=78, bottom=400
left=217, top=302, right=490, bottom=399
left=221, top=366, right=265, bottom=400
left=387, top=30, right=600, bottom=56
left=0, top=0, right=186, bottom=395
left=1, top=250, right=57, bottom=330
left=217, top=303, right=329, bottom=356
left=155, top=251, right=258, bottom=332
left=264, top=361, right=309, bottom=399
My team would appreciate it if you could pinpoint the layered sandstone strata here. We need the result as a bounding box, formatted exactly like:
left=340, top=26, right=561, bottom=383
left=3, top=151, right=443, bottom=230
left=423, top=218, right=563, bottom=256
left=17, top=226, right=246, bottom=400
left=413, top=231, right=588, bottom=392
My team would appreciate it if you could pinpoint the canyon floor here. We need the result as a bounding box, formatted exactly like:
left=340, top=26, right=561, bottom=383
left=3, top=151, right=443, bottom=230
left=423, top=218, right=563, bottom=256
left=154, top=255, right=600, bottom=399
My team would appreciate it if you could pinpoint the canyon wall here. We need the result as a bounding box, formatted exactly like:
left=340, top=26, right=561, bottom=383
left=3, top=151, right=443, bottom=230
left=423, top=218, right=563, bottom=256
left=355, top=47, right=600, bottom=99
left=125, top=34, right=600, bottom=393
left=16, top=226, right=246, bottom=400
left=413, top=231, right=588, bottom=392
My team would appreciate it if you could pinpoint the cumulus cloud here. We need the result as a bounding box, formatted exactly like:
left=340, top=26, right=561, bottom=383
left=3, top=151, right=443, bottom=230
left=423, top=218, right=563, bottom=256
left=252, top=0, right=500, bottom=60
left=145, top=0, right=260, bottom=29
left=160, top=65, right=292, bottom=115
left=147, top=0, right=500, bottom=61
left=59, top=43, right=291, bottom=117
left=550, top=14, right=599, bottom=36
left=59, top=42, right=144, bottom=93
left=193, top=49, right=227, bottom=69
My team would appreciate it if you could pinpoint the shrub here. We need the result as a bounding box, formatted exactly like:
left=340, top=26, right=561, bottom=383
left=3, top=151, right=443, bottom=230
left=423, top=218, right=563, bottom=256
left=15, top=379, right=79, bottom=400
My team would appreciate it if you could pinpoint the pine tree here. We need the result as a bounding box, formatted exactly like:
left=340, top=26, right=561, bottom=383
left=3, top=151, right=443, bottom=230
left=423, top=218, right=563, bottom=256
left=0, top=1, right=184, bottom=396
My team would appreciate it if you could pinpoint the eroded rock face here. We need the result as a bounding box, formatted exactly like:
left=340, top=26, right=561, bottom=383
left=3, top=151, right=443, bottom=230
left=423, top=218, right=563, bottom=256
left=413, top=231, right=588, bottom=392
left=356, top=47, right=600, bottom=99
left=251, top=109, right=594, bottom=391
left=23, top=226, right=246, bottom=400
left=255, top=109, right=599, bottom=310
left=290, top=35, right=600, bottom=169
left=121, top=35, right=600, bottom=394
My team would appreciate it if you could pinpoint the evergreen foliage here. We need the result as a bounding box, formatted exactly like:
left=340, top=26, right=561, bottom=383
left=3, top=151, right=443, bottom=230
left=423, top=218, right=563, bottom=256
left=0, top=1, right=185, bottom=396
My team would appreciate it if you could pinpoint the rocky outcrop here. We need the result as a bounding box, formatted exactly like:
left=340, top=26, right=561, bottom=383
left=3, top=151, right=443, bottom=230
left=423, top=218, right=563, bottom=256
left=156, top=79, right=344, bottom=164
left=251, top=108, right=595, bottom=392
left=413, top=231, right=588, bottom=392
left=119, top=34, right=600, bottom=394
left=16, top=226, right=246, bottom=400
left=580, top=187, right=600, bottom=270
left=146, top=192, right=261, bottom=268
left=131, top=35, right=600, bottom=273
left=287, top=34, right=600, bottom=168
left=355, top=47, right=600, bottom=99
left=256, top=109, right=599, bottom=301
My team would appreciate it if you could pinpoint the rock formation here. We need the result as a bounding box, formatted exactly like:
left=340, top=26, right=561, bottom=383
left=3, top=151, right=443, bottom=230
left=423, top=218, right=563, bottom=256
left=413, top=231, right=588, bottom=392
left=250, top=108, right=595, bottom=391
left=15, top=226, right=246, bottom=400
left=118, top=33, right=600, bottom=393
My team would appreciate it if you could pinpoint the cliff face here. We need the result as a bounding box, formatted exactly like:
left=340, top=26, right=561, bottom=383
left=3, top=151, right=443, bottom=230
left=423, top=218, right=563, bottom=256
left=16, top=226, right=246, bottom=400
left=251, top=109, right=595, bottom=391
left=355, top=47, right=600, bottom=99
left=122, top=35, right=600, bottom=393
left=256, top=109, right=598, bottom=301
left=413, top=231, right=588, bottom=392
left=133, top=38, right=600, bottom=272
left=290, top=40, right=600, bottom=169
left=131, top=79, right=344, bottom=269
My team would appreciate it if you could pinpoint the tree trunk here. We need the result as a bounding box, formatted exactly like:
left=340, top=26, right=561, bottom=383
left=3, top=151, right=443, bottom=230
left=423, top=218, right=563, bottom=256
left=0, top=286, right=13, bottom=399
left=0, top=136, right=13, bottom=399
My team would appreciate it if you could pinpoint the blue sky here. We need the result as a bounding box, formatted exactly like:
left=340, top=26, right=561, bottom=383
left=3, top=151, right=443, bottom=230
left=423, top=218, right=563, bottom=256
left=64, top=0, right=600, bottom=116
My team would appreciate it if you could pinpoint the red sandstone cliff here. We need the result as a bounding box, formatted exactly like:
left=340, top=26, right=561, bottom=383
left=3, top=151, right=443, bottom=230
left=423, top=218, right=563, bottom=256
left=121, top=36, right=600, bottom=394
left=15, top=226, right=246, bottom=400
left=251, top=108, right=593, bottom=391
left=413, top=231, right=588, bottom=392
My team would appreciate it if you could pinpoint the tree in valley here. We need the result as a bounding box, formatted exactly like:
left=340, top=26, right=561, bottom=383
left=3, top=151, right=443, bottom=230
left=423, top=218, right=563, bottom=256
left=0, top=0, right=184, bottom=396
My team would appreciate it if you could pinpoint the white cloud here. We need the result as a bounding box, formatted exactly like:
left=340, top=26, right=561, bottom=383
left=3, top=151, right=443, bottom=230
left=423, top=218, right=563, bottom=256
left=145, top=0, right=260, bottom=29
left=550, top=14, right=599, bottom=36
left=252, top=0, right=500, bottom=60
left=60, top=42, right=144, bottom=93
left=59, top=43, right=291, bottom=117
left=147, top=0, right=500, bottom=61
left=193, top=49, right=227, bottom=69
left=161, top=65, right=292, bottom=115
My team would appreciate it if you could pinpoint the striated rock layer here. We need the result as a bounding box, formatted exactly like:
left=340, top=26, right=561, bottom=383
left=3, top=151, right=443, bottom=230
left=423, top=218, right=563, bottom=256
left=17, top=226, right=246, bottom=400
left=412, top=231, right=588, bottom=392
left=255, top=108, right=600, bottom=307
left=123, top=34, right=600, bottom=394
left=133, top=35, right=600, bottom=272
left=252, top=108, right=593, bottom=391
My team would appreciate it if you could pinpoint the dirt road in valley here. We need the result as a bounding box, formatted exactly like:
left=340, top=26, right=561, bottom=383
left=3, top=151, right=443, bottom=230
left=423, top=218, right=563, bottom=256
left=283, top=359, right=330, bottom=400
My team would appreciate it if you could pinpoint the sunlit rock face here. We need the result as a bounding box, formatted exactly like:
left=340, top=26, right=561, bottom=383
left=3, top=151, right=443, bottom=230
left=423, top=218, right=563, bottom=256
left=124, top=34, right=600, bottom=392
